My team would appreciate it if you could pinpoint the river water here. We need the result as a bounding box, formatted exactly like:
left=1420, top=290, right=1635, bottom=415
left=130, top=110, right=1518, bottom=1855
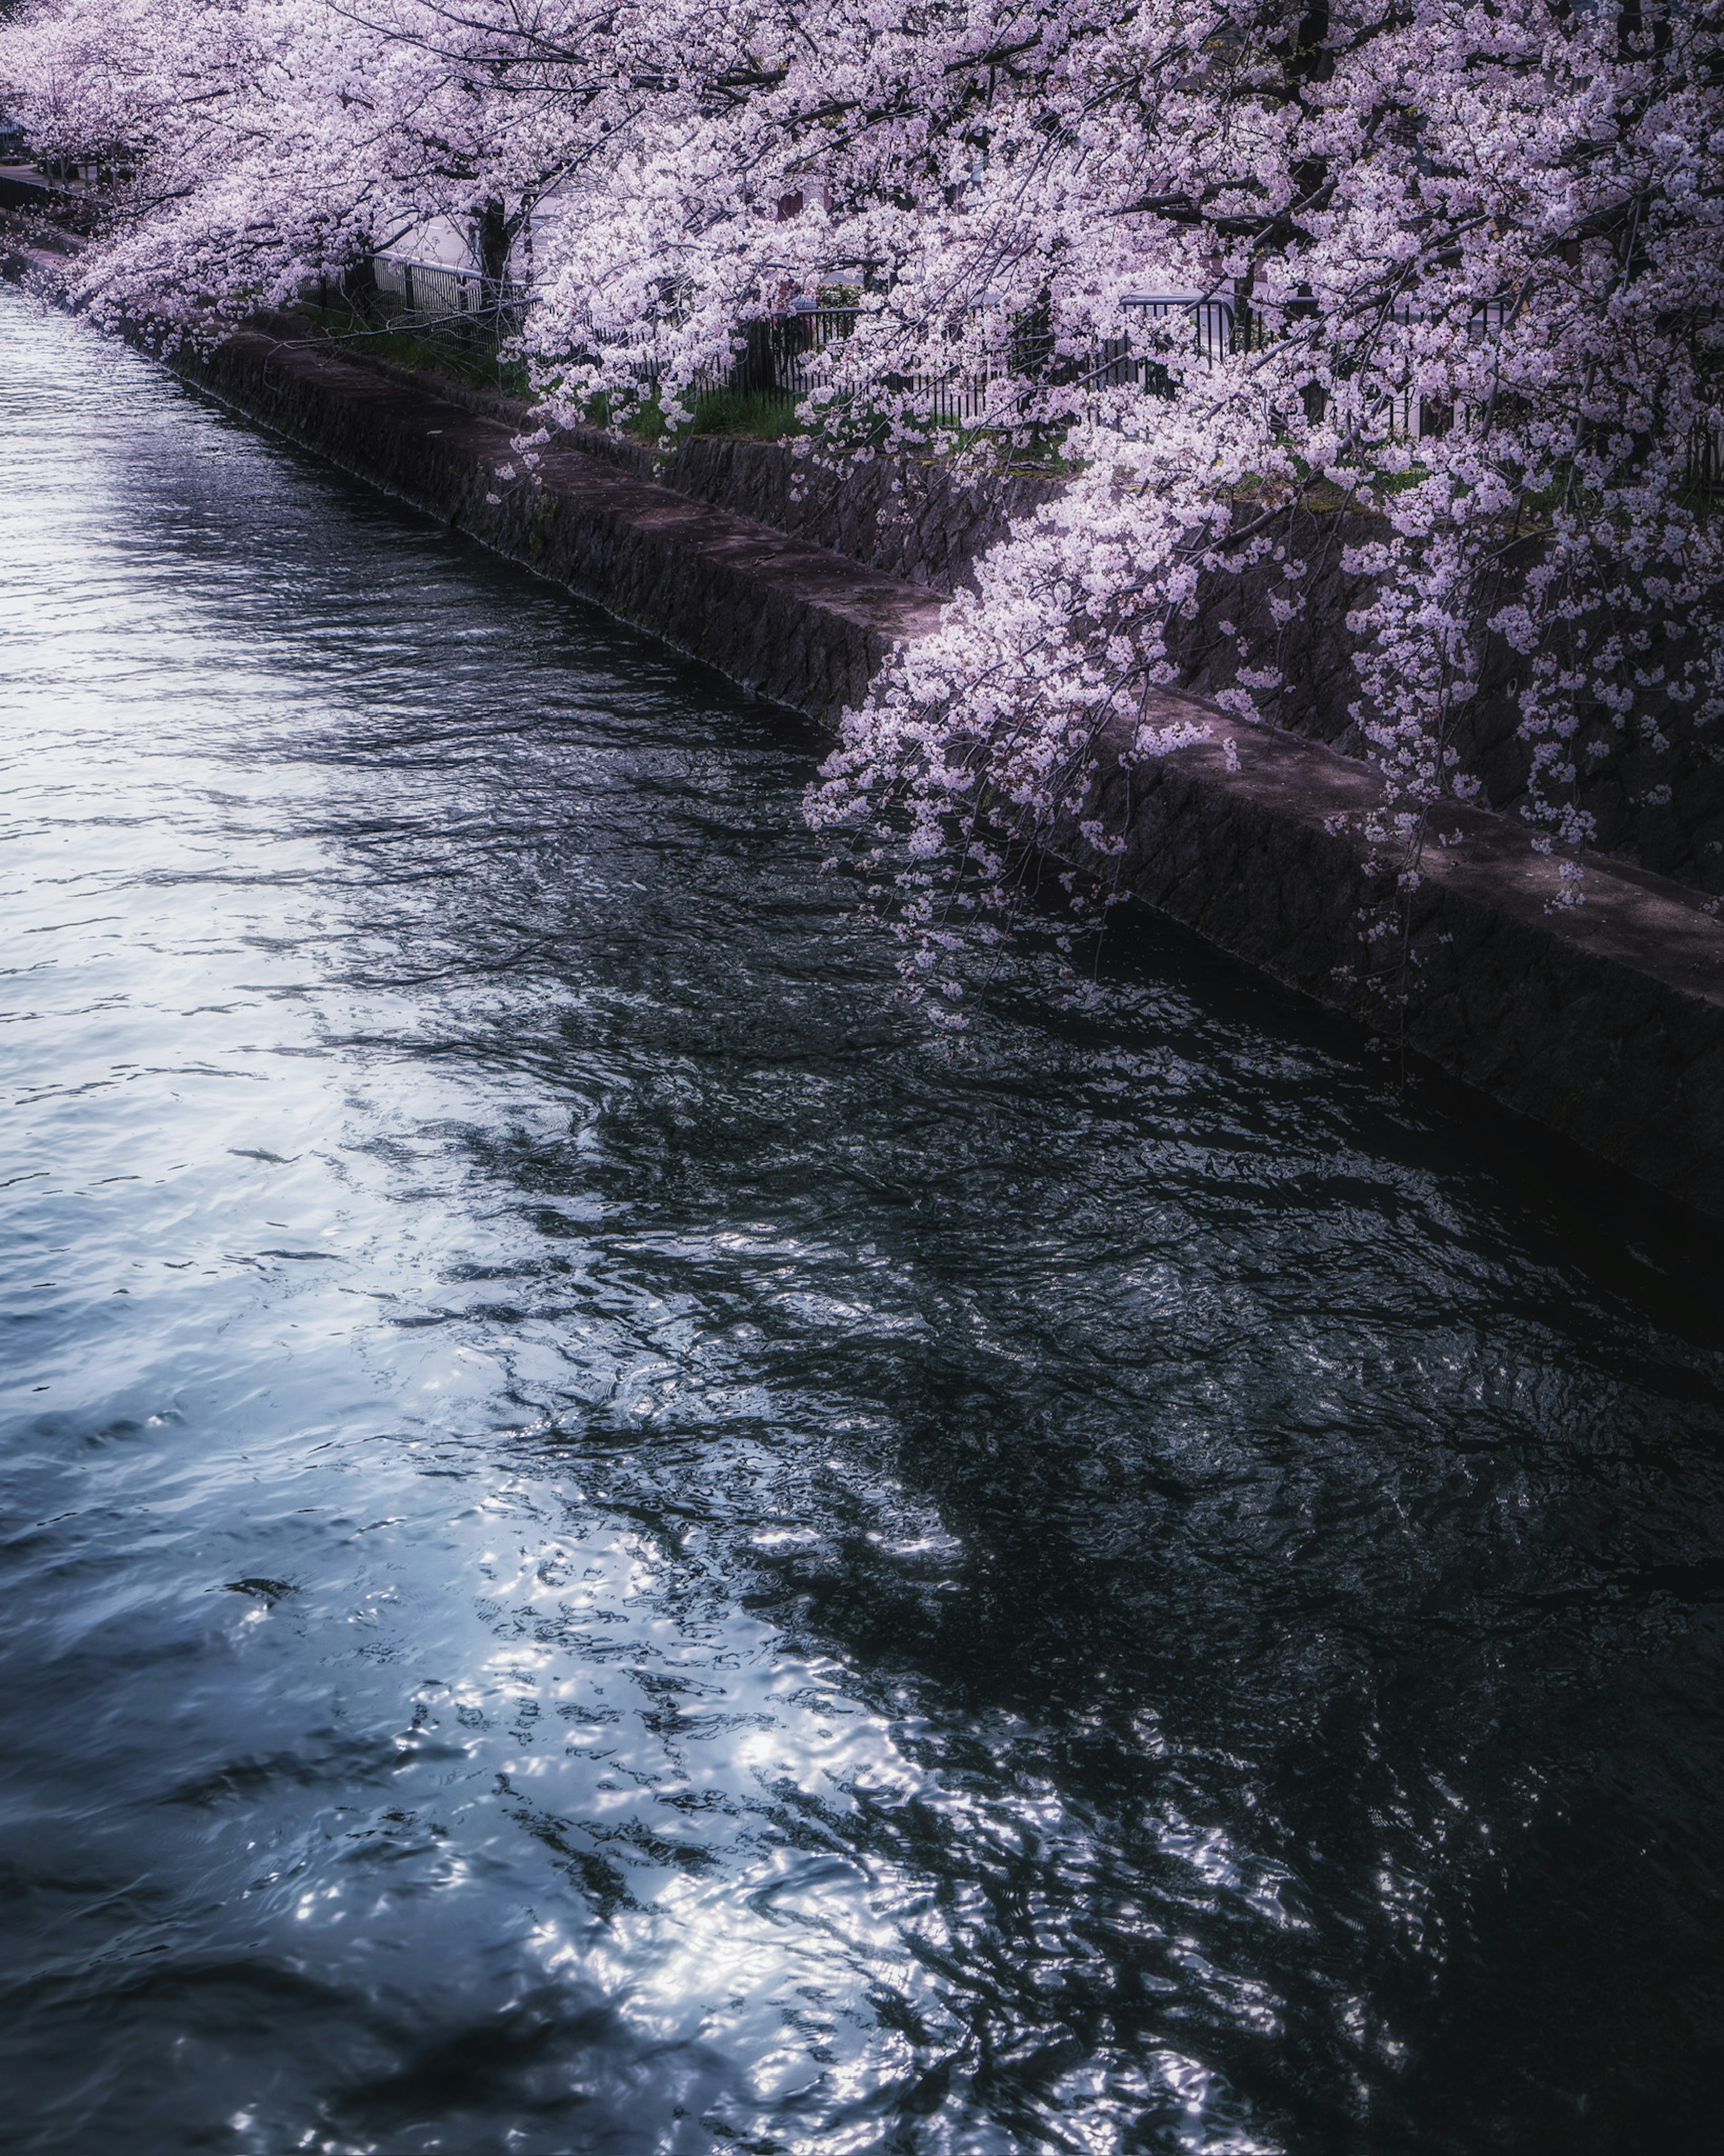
left=4, top=291, right=1724, bottom=2156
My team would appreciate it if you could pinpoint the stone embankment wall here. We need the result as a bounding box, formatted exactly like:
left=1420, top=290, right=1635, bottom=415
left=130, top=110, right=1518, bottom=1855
left=1163, top=510, right=1724, bottom=899
left=305, top=350, right=1056, bottom=597
left=651, top=426, right=1724, bottom=904
left=659, top=437, right=1060, bottom=594
left=194, top=309, right=949, bottom=721
left=1064, top=702, right=1724, bottom=1216
left=7, top=235, right=1724, bottom=1222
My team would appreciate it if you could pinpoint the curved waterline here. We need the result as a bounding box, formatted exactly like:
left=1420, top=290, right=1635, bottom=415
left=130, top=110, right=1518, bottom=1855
left=3, top=291, right=1723, bottom=2155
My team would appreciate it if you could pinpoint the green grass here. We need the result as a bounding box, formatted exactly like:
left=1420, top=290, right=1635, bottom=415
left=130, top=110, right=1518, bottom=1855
left=293, top=304, right=532, bottom=399
left=687, top=385, right=800, bottom=438
left=571, top=386, right=796, bottom=442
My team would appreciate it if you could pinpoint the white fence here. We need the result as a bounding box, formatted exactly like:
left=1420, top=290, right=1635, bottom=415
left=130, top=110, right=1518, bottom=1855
left=372, top=255, right=529, bottom=337
left=684, top=292, right=1473, bottom=441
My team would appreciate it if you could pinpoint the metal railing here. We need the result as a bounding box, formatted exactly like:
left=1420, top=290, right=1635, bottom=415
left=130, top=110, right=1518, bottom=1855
left=355, top=256, right=1720, bottom=480
left=658, top=295, right=1240, bottom=426
left=778, top=306, right=992, bottom=426
left=372, top=254, right=530, bottom=339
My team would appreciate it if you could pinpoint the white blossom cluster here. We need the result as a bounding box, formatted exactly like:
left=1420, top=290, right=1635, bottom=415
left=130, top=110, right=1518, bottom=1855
left=6, top=0, right=1720, bottom=1005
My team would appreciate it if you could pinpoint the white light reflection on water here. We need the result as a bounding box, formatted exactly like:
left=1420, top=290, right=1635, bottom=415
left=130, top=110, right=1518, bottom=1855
left=9, top=288, right=1724, bottom=2156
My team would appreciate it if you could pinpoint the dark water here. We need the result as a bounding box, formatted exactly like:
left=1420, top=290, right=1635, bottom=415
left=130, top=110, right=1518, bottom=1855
left=4, top=291, right=1724, bottom=2156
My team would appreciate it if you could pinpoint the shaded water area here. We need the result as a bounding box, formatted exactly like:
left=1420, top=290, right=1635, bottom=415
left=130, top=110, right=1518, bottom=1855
left=4, top=290, right=1724, bottom=2156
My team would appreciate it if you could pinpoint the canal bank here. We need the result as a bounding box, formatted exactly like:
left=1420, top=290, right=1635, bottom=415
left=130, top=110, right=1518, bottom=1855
left=9, top=232, right=1724, bottom=1222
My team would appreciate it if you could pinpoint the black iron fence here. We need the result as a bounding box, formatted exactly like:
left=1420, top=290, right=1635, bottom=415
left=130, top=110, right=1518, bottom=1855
left=658, top=293, right=1241, bottom=426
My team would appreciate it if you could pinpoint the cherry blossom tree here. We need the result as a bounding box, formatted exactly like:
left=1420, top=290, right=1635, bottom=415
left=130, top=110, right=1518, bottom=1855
left=0, top=0, right=645, bottom=325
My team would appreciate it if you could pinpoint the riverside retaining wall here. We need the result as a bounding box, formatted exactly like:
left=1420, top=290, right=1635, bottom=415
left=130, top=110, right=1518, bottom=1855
left=657, top=436, right=1061, bottom=594
left=176, top=311, right=948, bottom=721
left=1066, top=699, right=1724, bottom=1215
left=7, top=241, right=1724, bottom=1221
left=1162, top=510, right=1724, bottom=902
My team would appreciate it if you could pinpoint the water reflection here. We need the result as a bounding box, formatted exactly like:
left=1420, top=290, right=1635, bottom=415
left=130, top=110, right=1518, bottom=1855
left=4, top=290, right=1724, bottom=2156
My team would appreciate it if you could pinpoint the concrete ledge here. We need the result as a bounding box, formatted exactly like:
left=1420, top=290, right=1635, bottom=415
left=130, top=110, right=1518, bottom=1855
left=1081, top=701, right=1724, bottom=1216
left=9, top=236, right=1724, bottom=1219
left=178, top=316, right=948, bottom=722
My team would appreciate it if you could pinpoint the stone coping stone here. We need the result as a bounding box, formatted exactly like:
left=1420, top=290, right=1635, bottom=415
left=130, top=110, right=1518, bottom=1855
left=1073, top=695, right=1724, bottom=1215
left=7, top=235, right=1724, bottom=1220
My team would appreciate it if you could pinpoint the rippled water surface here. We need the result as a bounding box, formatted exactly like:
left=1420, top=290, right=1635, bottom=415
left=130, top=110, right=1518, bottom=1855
left=6, top=293, right=1724, bottom=2156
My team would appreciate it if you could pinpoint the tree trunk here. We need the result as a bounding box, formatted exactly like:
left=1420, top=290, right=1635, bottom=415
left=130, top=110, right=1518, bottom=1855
left=472, top=198, right=514, bottom=287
